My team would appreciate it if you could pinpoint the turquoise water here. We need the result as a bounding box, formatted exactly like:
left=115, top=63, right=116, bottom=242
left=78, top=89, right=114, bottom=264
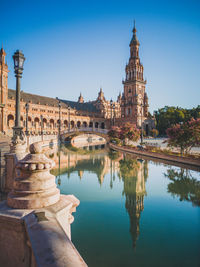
left=54, top=148, right=200, bottom=267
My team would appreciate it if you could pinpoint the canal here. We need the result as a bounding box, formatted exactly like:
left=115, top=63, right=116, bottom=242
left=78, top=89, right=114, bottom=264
left=51, top=144, right=200, bottom=267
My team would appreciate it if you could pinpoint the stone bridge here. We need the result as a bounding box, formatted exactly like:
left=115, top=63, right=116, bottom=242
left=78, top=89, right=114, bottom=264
left=60, top=127, right=109, bottom=142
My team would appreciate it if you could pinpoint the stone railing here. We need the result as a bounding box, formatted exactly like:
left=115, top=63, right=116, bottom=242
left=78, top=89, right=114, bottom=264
left=27, top=133, right=58, bottom=146
left=61, top=127, right=108, bottom=135
left=0, top=141, right=87, bottom=267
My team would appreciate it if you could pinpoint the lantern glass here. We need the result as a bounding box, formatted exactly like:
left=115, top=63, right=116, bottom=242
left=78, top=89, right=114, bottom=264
left=13, top=50, right=25, bottom=72
left=19, top=57, right=25, bottom=69
left=14, top=57, right=19, bottom=68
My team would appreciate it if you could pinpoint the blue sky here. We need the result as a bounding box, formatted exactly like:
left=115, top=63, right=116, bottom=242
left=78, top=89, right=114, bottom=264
left=1, top=0, right=200, bottom=112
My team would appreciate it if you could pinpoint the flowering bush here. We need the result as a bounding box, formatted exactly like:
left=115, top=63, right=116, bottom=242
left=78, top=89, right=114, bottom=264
left=166, top=118, right=200, bottom=155
left=108, top=123, right=140, bottom=145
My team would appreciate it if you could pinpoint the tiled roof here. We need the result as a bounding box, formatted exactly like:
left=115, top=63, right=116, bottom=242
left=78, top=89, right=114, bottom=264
left=59, top=99, right=98, bottom=112
left=8, top=89, right=98, bottom=113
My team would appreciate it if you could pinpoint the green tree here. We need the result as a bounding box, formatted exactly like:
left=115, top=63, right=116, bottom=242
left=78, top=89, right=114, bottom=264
left=165, top=168, right=200, bottom=207
left=154, top=105, right=200, bottom=135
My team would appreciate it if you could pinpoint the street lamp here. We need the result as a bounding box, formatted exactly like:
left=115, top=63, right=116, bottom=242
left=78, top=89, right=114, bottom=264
left=58, top=101, right=61, bottom=143
left=113, top=103, right=115, bottom=126
left=110, top=99, right=113, bottom=127
left=12, top=50, right=25, bottom=141
left=25, top=103, right=29, bottom=135
left=140, top=102, right=143, bottom=144
left=40, top=115, right=43, bottom=135
left=68, top=106, right=70, bottom=132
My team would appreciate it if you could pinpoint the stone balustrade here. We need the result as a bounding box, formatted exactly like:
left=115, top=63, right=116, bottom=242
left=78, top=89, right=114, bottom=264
left=7, top=142, right=60, bottom=209
left=0, top=141, right=87, bottom=266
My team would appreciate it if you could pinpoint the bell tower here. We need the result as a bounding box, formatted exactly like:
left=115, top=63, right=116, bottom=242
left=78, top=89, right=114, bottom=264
left=0, top=46, right=9, bottom=132
left=122, top=22, right=149, bottom=126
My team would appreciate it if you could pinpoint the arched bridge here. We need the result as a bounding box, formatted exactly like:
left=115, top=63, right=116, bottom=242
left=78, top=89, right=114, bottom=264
left=60, top=127, right=109, bottom=142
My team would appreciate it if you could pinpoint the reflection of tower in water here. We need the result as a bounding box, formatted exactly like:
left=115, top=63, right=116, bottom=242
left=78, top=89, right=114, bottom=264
left=122, top=159, right=148, bottom=249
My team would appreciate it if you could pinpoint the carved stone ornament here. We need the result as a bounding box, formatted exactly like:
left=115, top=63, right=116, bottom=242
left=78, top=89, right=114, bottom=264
left=7, top=142, right=60, bottom=209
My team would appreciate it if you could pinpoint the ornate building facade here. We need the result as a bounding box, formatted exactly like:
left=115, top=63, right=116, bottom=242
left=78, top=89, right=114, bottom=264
left=0, top=24, right=153, bottom=136
left=115, top=23, right=153, bottom=133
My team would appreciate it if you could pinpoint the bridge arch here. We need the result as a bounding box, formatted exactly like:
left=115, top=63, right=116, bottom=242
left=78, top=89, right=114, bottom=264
left=61, top=129, right=109, bottom=143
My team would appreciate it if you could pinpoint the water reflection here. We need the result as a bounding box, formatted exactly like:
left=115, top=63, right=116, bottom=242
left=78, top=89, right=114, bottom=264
left=52, top=146, right=149, bottom=249
left=52, top=147, right=122, bottom=187
left=119, top=157, right=148, bottom=248
left=48, top=145, right=200, bottom=266
left=165, top=168, right=200, bottom=207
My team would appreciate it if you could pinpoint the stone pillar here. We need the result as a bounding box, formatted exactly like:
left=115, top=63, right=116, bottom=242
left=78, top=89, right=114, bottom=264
left=4, top=153, right=16, bottom=192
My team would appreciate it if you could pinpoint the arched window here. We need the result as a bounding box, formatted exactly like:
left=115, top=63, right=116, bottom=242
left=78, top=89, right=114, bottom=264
left=77, top=121, right=81, bottom=128
left=101, top=122, right=105, bottom=129
left=50, top=119, right=54, bottom=129
left=64, top=120, right=68, bottom=128
left=34, top=117, right=40, bottom=129
left=7, top=114, right=14, bottom=128
left=71, top=121, right=75, bottom=128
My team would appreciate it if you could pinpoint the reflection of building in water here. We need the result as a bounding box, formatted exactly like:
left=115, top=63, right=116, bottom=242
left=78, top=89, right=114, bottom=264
left=121, top=159, right=148, bottom=248
left=78, top=170, right=84, bottom=180
left=52, top=149, right=148, bottom=248
left=51, top=149, right=122, bottom=186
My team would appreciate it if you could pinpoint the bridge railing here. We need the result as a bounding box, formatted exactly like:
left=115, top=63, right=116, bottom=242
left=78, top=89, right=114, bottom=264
left=61, top=127, right=108, bottom=135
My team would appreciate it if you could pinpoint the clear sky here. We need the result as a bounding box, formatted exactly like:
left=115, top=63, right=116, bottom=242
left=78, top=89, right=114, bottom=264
left=1, top=0, right=200, bottom=112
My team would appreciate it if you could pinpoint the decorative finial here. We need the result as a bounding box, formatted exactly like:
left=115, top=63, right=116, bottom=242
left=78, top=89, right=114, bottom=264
left=133, top=20, right=136, bottom=33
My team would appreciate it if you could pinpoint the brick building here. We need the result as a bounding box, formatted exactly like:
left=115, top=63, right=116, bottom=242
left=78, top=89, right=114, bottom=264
left=0, top=24, right=153, bottom=136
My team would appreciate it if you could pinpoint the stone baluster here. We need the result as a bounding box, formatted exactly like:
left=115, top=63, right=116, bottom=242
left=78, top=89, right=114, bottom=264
left=7, top=142, right=60, bottom=209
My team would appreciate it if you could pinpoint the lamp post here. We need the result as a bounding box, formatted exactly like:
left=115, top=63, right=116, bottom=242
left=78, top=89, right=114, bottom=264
left=40, top=115, right=43, bottom=136
left=110, top=99, right=113, bottom=127
left=113, top=103, right=115, bottom=126
left=58, top=101, right=61, bottom=143
left=68, top=106, right=70, bottom=132
left=12, top=50, right=25, bottom=141
left=25, top=103, right=29, bottom=135
left=140, top=103, right=143, bottom=144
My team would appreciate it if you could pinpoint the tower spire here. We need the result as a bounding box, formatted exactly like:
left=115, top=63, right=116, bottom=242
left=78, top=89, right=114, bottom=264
left=130, top=20, right=139, bottom=46
left=78, top=92, right=84, bottom=103
left=133, top=20, right=136, bottom=32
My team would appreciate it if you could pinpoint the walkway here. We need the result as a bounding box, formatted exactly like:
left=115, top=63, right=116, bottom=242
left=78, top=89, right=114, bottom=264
left=130, top=137, right=200, bottom=155
left=109, top=143, right=200, bottom=172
